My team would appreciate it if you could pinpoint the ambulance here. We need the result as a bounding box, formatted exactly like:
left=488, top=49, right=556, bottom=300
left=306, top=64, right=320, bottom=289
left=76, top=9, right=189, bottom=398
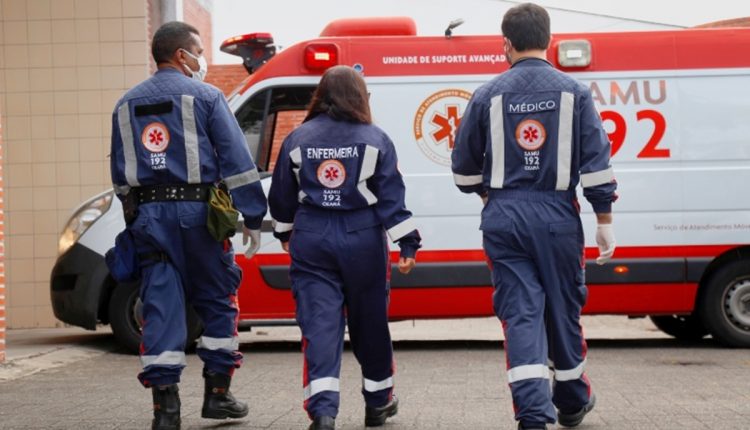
left=50, top=17, right=750, bottom=351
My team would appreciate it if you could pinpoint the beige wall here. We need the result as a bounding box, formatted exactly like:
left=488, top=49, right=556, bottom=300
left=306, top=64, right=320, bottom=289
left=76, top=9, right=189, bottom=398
left=0, top=0, right=150, bottom=328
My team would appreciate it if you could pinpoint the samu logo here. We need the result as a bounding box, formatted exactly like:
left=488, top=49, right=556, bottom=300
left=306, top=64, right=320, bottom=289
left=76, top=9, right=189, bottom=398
left=413, top=89, right=472, bottom=166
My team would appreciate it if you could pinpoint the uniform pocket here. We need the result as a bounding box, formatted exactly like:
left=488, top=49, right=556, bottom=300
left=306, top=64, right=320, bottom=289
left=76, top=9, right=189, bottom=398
left=179, top=210, right=206, bottom=228
left=293, top=215, right=326, bottom=233
left=344, top=209, right=380, bottom=232
left=480, top=217, right=513, bottom=233
left=549, top=221, right=579, bottom=236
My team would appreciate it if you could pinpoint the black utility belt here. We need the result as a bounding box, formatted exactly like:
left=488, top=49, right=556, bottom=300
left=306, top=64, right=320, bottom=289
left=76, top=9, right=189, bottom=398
left=133, top=184, right=212, bottom=204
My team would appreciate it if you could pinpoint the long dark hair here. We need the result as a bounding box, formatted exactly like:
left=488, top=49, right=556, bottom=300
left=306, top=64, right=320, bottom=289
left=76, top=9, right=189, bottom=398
left=305, top=65, right=372, bottom=124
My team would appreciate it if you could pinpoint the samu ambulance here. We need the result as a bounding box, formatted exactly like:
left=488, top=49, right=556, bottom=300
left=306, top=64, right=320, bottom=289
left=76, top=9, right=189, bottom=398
left=51, top=17, right=750, bottom=351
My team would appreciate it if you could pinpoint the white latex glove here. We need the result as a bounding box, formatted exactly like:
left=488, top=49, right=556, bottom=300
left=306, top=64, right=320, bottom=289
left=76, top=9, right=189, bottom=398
left=242, top=227, right=261, bottom=259
left=595, top=223, right=616, bottom=265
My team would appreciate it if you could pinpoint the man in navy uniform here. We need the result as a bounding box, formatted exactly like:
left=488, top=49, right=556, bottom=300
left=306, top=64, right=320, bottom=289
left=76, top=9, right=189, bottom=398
left=451, top=4, right=617, bottom=429
left=110, top=21, right=267, bottom=429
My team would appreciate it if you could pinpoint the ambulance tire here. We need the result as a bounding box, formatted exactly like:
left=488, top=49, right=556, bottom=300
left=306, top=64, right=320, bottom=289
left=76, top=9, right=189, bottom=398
left=648, top=315, right=707, bottom=341
left=698, top=259, right=750, bottom=348
left=108, top=281, right=203, bottom=354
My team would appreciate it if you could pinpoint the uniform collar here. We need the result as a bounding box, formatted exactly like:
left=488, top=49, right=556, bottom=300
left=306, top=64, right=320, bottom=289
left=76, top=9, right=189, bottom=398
left=510, top=57, right=553, bottom=69
left=155, top=67, right=185, bottom=76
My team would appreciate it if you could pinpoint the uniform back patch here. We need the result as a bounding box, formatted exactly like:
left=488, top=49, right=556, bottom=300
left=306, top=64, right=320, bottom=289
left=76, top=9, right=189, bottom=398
left=515, top=119, right=546, bottom=151
left=317, top=159, right=346, bottom=188
left=141, top=122, right=170, bottom=153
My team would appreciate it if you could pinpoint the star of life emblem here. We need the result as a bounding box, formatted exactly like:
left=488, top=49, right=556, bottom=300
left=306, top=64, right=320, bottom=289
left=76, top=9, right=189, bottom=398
left=141, top=122, right=170, bottom=153
left=413, top=89, right=472, bottom=166
left=317, top=159, right=346, bottom=188
left=515, top=119, right=546, bottom=151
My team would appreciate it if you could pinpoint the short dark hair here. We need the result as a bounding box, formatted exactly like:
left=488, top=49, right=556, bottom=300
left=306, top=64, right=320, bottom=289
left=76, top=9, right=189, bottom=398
left=151, top=21, right=200, bottom=64
left=501, top=3, right=551, bottom=51
left=305, top=66, right=372, bottom=124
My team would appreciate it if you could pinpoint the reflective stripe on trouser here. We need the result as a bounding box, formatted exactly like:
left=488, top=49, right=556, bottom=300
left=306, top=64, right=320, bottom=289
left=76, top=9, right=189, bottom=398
left=482, top=190, right=592, bottom=425
left=290, top=208, right=395, bottom=418
left=131, top=201, right=243, bottom=387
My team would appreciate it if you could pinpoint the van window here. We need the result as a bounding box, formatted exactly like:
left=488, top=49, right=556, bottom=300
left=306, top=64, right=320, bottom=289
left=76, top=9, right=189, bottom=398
left=234, top=86, right=315, bottom=174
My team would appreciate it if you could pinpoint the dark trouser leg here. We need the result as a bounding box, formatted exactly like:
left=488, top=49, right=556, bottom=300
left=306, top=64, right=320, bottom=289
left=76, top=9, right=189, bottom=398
left=484, top=230, right=556, bottom=427
left=291, top=229, right=346, bottom=419
left=341, top=227, right=394, bottom=408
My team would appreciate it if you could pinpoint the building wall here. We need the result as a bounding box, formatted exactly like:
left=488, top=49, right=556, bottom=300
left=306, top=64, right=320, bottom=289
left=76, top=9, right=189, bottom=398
left=184, top=0, right=212, bottom=64
left=0, top=110, right=5, bottom=360
left=0, top=0, right=150, bottom=328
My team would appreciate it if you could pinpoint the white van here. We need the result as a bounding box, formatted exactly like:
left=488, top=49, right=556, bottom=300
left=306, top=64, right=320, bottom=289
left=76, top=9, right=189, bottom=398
left=51, top=17, right=750, bottom=351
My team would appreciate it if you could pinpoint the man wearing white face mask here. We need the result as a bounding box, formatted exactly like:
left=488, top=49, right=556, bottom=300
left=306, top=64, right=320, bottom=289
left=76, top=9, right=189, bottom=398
left=109, top=21, right=267, bottom=429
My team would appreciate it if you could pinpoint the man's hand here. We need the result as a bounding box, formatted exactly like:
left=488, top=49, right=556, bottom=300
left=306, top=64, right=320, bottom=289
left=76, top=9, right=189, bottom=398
left=398, top=257, right=416, bottom=274
left=242, top=227, right=261, bottom=258
left=595, top=223, right=615, bottom=265
left=281, top=241, right=289, bottom=253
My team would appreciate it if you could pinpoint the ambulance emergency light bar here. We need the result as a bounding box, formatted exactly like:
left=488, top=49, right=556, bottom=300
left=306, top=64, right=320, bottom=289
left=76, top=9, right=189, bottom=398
left=220, top=32, right=276, bottom=74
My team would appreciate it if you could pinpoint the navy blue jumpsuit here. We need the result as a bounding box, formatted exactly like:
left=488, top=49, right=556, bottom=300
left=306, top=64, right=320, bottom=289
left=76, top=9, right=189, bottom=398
left=451, top=58, right=617, bottom=426
left=110, top=68, right=267, bottom=387
left=268, top=114, right=420, bottom=419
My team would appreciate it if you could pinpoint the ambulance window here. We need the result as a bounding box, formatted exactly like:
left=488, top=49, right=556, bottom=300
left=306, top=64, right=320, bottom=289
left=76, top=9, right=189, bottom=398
left=234, top=89, right=270, bottom=166
left=235, top=86, right=315, bottom=174
left=255, top=86, right=315, bottom=173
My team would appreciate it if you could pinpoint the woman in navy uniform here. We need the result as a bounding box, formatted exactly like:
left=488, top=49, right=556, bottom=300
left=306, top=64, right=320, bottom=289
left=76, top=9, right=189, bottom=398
left=268, top=66, right=421, bottom=430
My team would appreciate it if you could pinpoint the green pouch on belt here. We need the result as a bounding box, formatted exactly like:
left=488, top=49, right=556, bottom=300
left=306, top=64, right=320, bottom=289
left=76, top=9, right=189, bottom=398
left=207, top=186, right=239, bottom=242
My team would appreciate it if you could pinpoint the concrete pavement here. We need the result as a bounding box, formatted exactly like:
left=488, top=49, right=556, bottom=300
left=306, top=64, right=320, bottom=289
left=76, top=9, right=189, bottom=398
left=1, top=317, right=749, bottom=429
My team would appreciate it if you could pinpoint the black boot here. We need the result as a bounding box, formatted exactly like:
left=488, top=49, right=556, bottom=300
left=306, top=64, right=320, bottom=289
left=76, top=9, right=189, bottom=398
left=365, top=396, right=398, bottom=427
left=201, top=369, right=249, bottom=419
left=558, top=393, right=596, bottom=428
left=151, top=384, right=180, bottom=430
left=308, top=415, right=335, bottom=430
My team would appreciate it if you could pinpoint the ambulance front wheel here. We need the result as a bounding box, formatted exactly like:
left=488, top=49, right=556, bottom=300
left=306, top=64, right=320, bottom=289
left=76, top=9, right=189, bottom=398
left=698, top=259, right=750, bottom=348
left=108, top=281, right=203, bottom=354
left=648, top=315, right=707, bottom=341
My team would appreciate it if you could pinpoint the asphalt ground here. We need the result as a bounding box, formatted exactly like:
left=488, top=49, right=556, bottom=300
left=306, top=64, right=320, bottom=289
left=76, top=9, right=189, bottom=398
left=1, top=317, right=749, bottom=429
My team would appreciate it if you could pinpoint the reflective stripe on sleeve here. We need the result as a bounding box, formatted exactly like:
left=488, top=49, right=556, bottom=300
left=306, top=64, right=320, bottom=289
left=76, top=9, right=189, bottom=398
left=117, top=102, right=140, bottom=187
left=140, top=351, right=187, bottom=368
left=580, top=166, right=615, bottom=188
left=303, top=377, right=340, bottom=401
left=225, top=169, right=261, bottom=190
left=453, top=173, right=483, bottom=186
left=387, top=218, right=417, bottom=242
left=289, top=147, right=307, bottom=202
left=554, top=359, right=586, bottom=382
left=357, top=145, right=379, bottom=205
left=197, top=336, right=240, bottom=351
left=272, top=219, right=294, bottom=233
left=363, top=376, right=394, bottom=392
left=506, top=364, right=550, bottom=384
left=555, top=92, right=574, bottom=190
left=489, top=95, right=505, bottom=188
left=182, top=95, right=201, bottom=184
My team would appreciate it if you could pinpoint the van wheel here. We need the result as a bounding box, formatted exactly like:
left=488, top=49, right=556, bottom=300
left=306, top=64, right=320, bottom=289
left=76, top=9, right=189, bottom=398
left=108, top=282, right=203, bottom=354
left=648, top=315, right=707, bottom=340
left=698, top=259, right=750, bottom=348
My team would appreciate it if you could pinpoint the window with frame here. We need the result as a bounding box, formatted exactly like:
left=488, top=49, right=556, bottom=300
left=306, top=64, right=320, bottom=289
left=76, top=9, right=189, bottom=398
left=234, top=86, right=316, bottom=176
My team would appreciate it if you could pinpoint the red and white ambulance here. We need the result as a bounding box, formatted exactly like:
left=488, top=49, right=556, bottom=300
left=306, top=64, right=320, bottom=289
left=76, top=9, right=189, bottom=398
left=51, top=17, right=750, bottom=351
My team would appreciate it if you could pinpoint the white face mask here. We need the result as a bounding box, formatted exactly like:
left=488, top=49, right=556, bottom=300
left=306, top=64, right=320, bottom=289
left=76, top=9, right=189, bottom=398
left=181, top=49, right=208, bottom=81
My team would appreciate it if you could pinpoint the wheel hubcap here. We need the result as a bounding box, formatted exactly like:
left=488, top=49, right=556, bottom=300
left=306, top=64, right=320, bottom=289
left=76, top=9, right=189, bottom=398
left=724, top=279, right=750, bottom=331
